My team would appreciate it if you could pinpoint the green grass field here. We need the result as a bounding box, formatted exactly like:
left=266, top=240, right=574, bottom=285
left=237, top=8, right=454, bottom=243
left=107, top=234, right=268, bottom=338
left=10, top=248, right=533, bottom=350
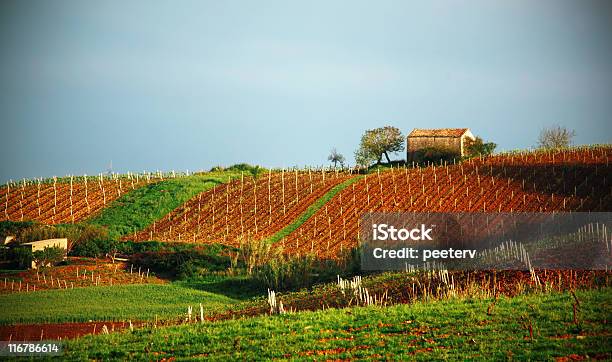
left=61, top=288, right=611, bottom=361
left=87, top=172, right=243, bottom=238
left=0, top=283, right=239, bottom=325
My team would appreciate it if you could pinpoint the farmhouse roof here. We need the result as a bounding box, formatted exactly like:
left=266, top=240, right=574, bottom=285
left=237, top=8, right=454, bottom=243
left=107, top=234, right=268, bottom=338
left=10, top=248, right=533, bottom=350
left=408, top=128, right=471, bottom=138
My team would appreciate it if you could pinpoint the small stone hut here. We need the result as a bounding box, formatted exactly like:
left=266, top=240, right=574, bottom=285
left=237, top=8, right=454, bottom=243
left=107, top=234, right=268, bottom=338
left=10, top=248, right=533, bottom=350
left=20, top=238, right=67, bottom=269
left=407, top=128, right=475, bottom=161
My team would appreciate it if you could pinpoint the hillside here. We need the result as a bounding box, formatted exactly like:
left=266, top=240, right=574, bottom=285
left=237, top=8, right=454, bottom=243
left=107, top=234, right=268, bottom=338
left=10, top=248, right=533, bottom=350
left=281, top=146, right=612, bottom=258
left=3, top=147, right=609, bottom=257
left=131, top=170, right=356, bottom=246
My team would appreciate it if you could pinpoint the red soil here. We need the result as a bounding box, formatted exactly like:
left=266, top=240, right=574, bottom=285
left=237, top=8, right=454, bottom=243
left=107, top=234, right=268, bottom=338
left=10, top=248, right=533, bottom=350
left=0, top=175, right=158, bottom=225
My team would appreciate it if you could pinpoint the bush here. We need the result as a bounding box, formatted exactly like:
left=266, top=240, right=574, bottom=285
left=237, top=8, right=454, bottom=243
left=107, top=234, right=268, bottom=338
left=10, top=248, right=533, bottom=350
left=252, top=254, right=316, bottom=291
left=61, top=225, right=114, bottom=257
left=236, top=235, right=281, bottom=275
left=225, top=163, right=268, bottom=178
left=412, top=147, right=460, bottom=164
left=32, top=246, right=65, bottom=269
left=466, top=137, right=497, bottom=157
left=237, top=236, right=362, bottom=291
left=129, top=245, right=232, bottom=279
left=0, top=221, right=35, bottom=240
left=10, top=247, right=33, bottom=269
left=70, top=239, right=102, bottom=258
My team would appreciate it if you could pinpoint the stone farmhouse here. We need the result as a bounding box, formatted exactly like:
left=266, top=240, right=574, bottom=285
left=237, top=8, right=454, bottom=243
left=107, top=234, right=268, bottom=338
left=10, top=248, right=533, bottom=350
left=406, top=128, right=475, bottom=161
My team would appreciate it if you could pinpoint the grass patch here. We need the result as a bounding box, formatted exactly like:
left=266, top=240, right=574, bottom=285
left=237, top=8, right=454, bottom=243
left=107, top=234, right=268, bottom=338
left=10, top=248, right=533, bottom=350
left=87, top=172, right=242, bottom=238
left=0, top=284, right=239, bottom=325
left=63, top=288, right=612, bottom=360
left=176, top=275, right=264, bottom=300
left=264, top=176, right=363, bottom=244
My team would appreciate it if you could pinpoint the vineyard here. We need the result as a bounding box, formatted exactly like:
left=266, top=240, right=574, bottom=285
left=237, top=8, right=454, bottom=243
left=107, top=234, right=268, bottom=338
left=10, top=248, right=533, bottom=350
left=131, top=169, right=355, bottom=245
left=0, top=147, right=609, bottom=360
left=280, top=147, right=612, bottom=258
left=0, top=257, right=163, bottom=294
left=0, top=173, right=164, bottom=225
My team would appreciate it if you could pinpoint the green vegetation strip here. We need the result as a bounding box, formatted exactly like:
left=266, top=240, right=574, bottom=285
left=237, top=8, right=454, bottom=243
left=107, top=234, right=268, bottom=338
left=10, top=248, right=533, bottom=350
left=265, top=175, right=363, bottom=244
left=61, top=288, right=611, bottom=361
left=87, top=172, right=242, bottom=238
left=0, top=284, right=238, bottom=325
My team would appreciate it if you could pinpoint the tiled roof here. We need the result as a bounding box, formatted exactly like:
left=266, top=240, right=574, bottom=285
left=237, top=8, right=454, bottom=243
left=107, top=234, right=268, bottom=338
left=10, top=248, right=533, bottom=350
left=408, top=128, right=470, bottom=138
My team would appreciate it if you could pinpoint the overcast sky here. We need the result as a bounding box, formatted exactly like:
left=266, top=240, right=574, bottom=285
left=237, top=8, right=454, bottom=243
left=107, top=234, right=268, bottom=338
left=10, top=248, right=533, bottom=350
left=1, top=0, right=611, bottom=182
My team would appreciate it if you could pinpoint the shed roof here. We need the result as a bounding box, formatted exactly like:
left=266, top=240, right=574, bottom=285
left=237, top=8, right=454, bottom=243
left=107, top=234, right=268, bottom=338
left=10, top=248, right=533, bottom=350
left=21, top=238, right=67, bottom=247
left=408, top=128, right=470, bottom=138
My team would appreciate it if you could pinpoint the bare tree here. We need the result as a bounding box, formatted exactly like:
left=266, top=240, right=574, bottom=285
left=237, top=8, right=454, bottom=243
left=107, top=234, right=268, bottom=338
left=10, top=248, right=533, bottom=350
left=328, top=148, right=345, bottom=168
left=538, top=125, right=576, bottom=149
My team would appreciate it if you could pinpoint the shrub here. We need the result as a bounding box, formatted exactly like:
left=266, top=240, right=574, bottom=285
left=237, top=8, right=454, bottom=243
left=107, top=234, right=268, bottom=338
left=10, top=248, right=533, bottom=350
left=129, top=246, right=232, bottom=279
left=32, top=246, right=65, bottom=269
left=0, top=221, right=35, bottom=240
left=236, top=235, right=281, bottom=275
left=237, top=236, right=362, bottom=291
left=253, top=254, right=316, bottom=291
left=466, top=137, right=497, bottom=157
left=10, top=247, right=33, bottom=269
left=70, top=239, right=101, bottom=258
left=225, top=163, right=268, bottom=178
left=413, top=147, right=460, bottom=164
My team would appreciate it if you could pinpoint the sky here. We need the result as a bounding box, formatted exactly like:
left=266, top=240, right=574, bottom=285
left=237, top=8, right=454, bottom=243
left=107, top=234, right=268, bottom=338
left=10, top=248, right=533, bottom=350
left=1, top=0, right=611, bottom=182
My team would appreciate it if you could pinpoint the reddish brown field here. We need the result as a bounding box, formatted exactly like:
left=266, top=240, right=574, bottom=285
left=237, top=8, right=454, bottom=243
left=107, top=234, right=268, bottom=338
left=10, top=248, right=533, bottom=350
left=281, top=147, right=612, bottom=258
left=0, top=321, right=146, bottom=341
left=0, top=175, right=158, bottom=225
left=0, top=257, right=164, bottom=294
left=132, top=170, right=355, bottom=246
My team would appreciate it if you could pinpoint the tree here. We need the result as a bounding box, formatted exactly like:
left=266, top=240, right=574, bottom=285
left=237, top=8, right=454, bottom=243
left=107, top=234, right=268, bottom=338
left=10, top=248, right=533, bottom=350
left=327, top=148, right=345, bottom=168
left=32, top=246, right=65, bottom=269
left=354, top=126, right=404, bottom=166
left=538, top=126, right=576, bottom=149
left=466, top=137, right=497, bottom=157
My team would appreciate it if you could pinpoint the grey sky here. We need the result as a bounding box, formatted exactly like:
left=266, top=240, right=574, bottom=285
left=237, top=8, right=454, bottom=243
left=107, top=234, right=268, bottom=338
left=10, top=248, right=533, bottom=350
left=1, top=0, right=611, bottom=182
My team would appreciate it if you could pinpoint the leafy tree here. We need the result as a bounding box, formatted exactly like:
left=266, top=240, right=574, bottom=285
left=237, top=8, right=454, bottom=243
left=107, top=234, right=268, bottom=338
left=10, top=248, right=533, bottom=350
left=538, top=126, right=576, bottom=149
left=32, top=246, right=65, bottom=269
left=355, top=126, right=404, bottom=166
left=354, top=147, right=378, bottom=168
left=466, top=137, right=497, bottom=157
left=327, top=148, right=345, bottom=168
